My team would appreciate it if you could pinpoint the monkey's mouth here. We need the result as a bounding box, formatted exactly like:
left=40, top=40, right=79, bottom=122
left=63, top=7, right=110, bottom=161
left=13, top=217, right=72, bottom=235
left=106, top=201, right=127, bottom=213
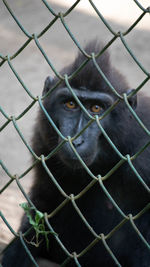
left=59, top=153, right=96, bottom=170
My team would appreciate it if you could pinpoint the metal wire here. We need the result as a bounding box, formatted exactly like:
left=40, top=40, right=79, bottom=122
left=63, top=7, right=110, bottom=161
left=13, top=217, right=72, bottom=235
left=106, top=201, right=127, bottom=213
left=0, top=0, right=150, bottom=266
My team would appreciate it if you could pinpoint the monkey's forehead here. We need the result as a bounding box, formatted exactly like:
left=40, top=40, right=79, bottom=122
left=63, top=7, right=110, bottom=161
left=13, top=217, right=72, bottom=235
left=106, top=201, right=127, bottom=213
left=50, top=87, right=114, bottom=103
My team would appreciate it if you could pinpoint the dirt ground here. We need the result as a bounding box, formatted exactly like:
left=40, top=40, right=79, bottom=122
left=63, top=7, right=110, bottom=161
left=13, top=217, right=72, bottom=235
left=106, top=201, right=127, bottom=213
left=0, top=0, right=150, bottom=265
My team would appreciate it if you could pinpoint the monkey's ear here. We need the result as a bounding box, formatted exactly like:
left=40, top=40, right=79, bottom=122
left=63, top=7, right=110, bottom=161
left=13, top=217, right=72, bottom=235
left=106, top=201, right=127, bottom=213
left=42, top=76, right=54, bottom=96
left=126, top=89, right=137, bottom=109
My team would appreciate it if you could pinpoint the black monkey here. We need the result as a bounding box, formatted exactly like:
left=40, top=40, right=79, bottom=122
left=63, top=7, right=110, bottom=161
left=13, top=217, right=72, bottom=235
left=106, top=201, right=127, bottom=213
left=2, top=41, right=150, bottom=267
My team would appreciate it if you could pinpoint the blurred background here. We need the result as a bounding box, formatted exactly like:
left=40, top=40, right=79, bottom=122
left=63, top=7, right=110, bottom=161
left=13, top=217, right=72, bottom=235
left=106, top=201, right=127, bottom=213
left=0, top=0, right=150, bottom=252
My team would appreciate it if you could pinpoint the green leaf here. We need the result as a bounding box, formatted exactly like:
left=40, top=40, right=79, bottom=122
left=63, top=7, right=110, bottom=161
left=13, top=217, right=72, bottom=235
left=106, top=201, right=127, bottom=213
left=20, top=202, right=57, bottom=249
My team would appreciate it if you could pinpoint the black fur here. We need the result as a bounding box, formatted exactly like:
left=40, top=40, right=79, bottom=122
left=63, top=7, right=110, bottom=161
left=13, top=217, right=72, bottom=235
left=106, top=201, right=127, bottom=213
left=2, top=41, right=150, bottom=267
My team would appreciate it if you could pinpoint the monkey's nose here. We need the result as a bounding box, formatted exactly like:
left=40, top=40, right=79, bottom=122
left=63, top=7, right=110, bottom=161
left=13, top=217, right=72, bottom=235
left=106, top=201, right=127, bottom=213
left=72, top=136, right=84, bottom=147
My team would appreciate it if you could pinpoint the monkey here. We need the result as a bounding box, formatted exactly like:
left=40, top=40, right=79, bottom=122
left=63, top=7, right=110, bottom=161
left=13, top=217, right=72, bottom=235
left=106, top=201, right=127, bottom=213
left=2, top=41, right=150, bottom=267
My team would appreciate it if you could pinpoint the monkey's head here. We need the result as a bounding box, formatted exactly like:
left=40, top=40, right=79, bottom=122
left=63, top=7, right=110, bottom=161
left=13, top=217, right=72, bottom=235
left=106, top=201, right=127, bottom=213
left=40, top=41, right=137, bottom=169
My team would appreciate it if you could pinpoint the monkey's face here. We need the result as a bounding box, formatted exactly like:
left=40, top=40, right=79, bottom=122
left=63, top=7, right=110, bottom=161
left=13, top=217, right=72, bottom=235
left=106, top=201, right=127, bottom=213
left=44, top=87, right=114, bottom=169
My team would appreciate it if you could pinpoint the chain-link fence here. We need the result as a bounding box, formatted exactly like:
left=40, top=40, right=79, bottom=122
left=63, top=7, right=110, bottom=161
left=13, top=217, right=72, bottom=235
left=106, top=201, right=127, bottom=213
left=0, top=0, right=150, bottom=266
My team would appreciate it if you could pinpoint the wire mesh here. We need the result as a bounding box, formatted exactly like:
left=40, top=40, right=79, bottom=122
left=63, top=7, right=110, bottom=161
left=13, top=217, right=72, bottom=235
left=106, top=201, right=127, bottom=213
left=0, top=0, right=150, bottom=266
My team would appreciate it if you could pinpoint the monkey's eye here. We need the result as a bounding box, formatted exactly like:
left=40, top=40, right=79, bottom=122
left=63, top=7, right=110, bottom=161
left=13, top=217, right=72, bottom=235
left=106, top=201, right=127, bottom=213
left=91, top=105, right=102, bottom=113
left=65, top=101, right=77, bottom=110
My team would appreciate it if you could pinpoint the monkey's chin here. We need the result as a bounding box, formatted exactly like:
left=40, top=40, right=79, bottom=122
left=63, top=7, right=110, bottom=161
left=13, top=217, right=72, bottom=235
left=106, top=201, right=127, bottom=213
left=59, top=155, right=95, bottom=170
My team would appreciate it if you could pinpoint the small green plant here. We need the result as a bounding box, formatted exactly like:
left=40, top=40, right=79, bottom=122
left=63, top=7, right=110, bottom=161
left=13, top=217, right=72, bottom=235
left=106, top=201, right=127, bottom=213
left=20, top=202, right=57, bottom=249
